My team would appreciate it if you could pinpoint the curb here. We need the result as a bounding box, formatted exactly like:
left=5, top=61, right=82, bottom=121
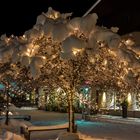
left=85, top=115, right=140, bottom=125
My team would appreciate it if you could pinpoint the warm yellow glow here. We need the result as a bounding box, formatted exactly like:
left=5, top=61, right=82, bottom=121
left=56, top=87, right=61, bottom=92
left=1, top=8, right=139, bottom=115
left=124, top=68, right=129, bottom=74
left=101, top=92, right=106, bottom=108
left=7, top=38, right=10, bottom=41
left=108, top=49, right=117, bottom=57
left=125, top=39, right=135, bottom=46
left=16, top=72, right=19, bottom=75
left=27, top=49, right=30, bottom=53
left=73, top=28, right=79, bottom=34
left=122, top=61, right=128, bottom=66
left=73, top=27, right=79, bottom=31
left=120, top=75, right=124, bottom=80
left=10, top=64, right=16, bottom=67
left=23, top=35, right=26, bottom=38
left=89, top=57, right=95, bottom=64
left=117, top=81, right=121, bottom=86
left=54, top=12, right=59, bottom=19
left=103, top=59, right=107, bottom=66
left=52, top=55, right=57, bottom=59
left=49, top=12, right=59, bottom=19
left=31, top=48, right=35, bottom=53
left=5, top=37, right=11, bottom=44
left=102, top=92, right=106, bottom=102
left=42, top=56, right=46, bottom=60
left=72, top=48, right=82, bottom=55
left=25, top=44, right=39, bottom=57
left=127, top=93, right=132, bottom=105
left=25, top=52, right=30, bottom=56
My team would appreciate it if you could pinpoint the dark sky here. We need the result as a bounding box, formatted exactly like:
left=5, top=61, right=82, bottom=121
left=0, top=0, right=140, bottom=36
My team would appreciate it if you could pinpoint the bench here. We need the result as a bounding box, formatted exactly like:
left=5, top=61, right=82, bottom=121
left=21, top=123, right=77, bottom=140
left=0, top=115, right=31, bottom=121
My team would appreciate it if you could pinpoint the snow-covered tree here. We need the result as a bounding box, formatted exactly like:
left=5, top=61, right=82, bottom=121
left=0, top=7, right=140, bottom=132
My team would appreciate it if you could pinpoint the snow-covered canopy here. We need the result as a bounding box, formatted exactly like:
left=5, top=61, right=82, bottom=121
left=0, top=7, right=140, bottom=90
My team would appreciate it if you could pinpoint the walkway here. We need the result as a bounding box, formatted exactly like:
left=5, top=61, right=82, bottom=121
left=17, top=109, right=140, bottom=140
left=1, top=109, right=140, bottom=140
left=86, top=114, right=140, bottom=125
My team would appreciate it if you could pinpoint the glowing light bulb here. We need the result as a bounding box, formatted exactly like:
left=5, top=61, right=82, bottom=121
left=72, top=48, right=81, bottom=55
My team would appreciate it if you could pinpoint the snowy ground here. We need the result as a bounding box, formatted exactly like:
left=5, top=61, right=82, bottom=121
left=1, top=108, right=140, bottom=140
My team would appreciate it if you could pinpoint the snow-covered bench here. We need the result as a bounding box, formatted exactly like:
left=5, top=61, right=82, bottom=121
left=21, top=123, right=77, bottom=140
left=0, top=115, right=31, bottom=121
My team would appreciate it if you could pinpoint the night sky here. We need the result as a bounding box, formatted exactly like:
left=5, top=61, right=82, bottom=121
left=0, top=0, right=140, bottom=36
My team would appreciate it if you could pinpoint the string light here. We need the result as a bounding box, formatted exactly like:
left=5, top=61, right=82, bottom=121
left=0, top=7, right=140, bottom=117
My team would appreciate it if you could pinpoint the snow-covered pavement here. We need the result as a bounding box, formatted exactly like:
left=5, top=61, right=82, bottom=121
left=1, top=109, right=140, bottom=140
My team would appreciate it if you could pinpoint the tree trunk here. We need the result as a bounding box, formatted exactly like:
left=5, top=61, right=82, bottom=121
left=35, top=87, right=39, bottom=106
left=68, top=91, right=75, bottom=133
left=95, top=90, right=99, bottom=114
left=5, top=90, right=9, bottom=125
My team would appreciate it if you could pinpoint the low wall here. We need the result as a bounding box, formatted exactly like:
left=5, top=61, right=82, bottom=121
left=99, top=109, right=140, bottom=118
